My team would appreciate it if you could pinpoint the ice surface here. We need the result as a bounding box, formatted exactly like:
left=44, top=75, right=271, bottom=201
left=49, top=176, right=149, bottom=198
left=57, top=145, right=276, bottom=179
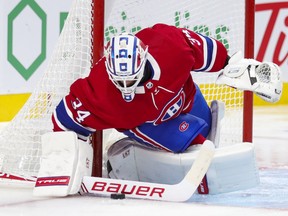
left=0, top=106, right=287, bottom=216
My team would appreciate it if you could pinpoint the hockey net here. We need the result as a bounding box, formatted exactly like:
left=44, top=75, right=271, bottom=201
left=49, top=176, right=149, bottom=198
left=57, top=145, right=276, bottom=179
left=0, top=0, right=253, bottom=186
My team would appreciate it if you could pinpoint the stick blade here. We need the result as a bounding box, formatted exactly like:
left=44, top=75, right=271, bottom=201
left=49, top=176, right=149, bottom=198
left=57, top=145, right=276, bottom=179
left=172, top=140, right=215, bottom=201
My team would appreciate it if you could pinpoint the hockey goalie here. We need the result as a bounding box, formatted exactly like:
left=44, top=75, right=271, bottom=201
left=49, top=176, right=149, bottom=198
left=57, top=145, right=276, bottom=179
left=33, top=24, right=283, bottom=197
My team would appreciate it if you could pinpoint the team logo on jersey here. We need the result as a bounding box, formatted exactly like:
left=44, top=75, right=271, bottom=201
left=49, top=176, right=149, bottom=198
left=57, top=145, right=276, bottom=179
left=179, top=121, right=189, bottom=132
left=154, top=90, right=185, bottom=125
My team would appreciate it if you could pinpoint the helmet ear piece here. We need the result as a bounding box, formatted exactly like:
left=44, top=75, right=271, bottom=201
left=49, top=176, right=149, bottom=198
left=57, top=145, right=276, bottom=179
left=104, top=33, right=148, bottom=102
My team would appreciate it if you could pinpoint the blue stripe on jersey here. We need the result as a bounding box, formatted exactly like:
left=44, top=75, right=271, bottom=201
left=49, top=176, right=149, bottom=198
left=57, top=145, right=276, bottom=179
left=55, top=100, right=93, bottom=137
left=194, top=34, right=214, bottom=72
left=124, top=128, right=172, bottom=152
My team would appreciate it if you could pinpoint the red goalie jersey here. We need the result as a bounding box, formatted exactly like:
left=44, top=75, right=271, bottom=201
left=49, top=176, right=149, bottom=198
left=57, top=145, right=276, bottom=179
left=52, top=24, right=228, bottom=140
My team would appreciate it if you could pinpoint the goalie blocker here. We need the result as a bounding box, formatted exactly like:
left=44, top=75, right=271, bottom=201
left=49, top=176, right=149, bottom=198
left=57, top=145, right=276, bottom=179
left=33, top=131, right=93, bottom=197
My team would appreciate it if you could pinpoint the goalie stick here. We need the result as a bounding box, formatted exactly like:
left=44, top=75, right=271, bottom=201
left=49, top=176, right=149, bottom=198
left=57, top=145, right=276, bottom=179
left=80, top=140, right=215, bottom=202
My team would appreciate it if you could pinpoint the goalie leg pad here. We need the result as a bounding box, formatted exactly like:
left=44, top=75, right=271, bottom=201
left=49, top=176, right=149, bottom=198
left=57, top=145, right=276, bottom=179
left=107, top=138, right=183, bottom=182
left=107, top=139, right=260, bottom=194
left=33, top=131, right=93, bottom=197
left=69, top=136, right=93, bottom=194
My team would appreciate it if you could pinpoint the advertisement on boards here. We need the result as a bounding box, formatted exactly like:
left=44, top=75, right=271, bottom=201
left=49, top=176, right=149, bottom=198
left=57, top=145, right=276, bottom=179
left=0, top=0, right=287, bottom=93
left=0, top=0, right=287, bottom=118
left=0, top=0, right=72, bottom=94
left=255, top=0, right=288, bottom=81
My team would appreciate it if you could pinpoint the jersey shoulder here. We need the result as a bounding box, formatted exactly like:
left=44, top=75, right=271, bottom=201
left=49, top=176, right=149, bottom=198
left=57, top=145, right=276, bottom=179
left=136, top=24, right=182, bottom=41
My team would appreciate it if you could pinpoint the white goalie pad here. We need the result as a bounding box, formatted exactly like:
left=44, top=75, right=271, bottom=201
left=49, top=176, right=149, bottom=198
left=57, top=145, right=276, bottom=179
left=33, top=131, right=93, bottom=197
left=216, top=51, right=283, bottom=103
left=107, top=139, right=260, bottom=194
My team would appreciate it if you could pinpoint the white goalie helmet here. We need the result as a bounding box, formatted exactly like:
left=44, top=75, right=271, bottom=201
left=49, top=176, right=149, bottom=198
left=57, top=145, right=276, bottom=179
left=105, top=33, right=148, bottom=102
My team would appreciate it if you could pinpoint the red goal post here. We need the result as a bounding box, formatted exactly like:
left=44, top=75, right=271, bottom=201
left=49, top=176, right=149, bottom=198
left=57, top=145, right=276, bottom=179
left=91, top=0, right=104, bottom=178
left=243, top=0, right=255, bottom=143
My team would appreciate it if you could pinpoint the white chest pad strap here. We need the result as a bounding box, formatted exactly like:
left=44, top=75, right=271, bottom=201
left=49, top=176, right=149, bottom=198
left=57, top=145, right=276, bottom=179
left=33, top=131, right=93, bottom=197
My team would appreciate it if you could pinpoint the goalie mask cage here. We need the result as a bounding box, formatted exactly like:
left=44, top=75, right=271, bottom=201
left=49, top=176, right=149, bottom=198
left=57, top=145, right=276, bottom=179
left=0, top=0, right=254, bottom=185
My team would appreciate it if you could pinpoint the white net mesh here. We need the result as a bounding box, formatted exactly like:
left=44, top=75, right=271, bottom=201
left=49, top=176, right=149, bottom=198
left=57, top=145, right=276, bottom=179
left=0, top=0, right=93, bottom=180
left=0, top=0, right=249, bottom=183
